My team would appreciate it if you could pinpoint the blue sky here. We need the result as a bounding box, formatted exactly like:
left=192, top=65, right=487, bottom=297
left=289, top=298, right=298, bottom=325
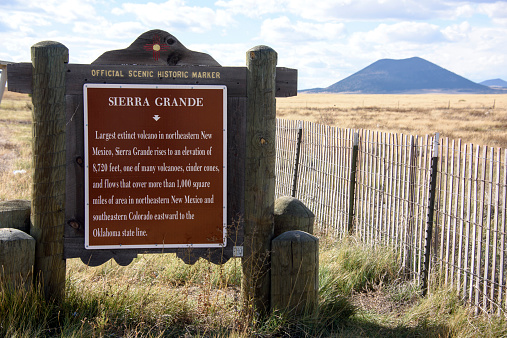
left=1, top=0, right=507, bottom=90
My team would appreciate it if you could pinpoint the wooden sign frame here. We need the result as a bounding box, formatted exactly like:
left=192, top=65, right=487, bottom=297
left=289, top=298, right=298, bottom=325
left=7, top=30, right=297, bottom=266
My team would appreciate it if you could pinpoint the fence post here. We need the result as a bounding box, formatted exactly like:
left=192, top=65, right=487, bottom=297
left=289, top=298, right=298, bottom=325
left=0, top=64, right=7, bottom=105
left=422, top=133, right=440, bottom=296
left=30, top=41, right=68, bottom=302
left=0, top=200, right=31, bottom=233
left=274, top=196, right=314, bottom=237
left=403, top=135, right=418, bottom=276
left=242, top=45, right=277, bottom=316
left=271, top=230, right=319, bottom=317
left=291, top=121, right=303, bottom=198
left=347, top=132, right=359, bottom=233
left=0, top=228, right=36, bottom=290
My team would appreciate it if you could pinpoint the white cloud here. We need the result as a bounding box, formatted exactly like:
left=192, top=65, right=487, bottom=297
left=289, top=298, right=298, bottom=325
left=0, top=31, right=40, bottom=62
left=15, top=0, right=98, bottom=24
left=426, top=44, right=507, bottom=83
left=283, top=0, right=453, bottom=21
left=215, top=0, right=285, bottom=17
left=260, top=16, right=346, bottom=44
left=72, top=21, right=146, bottom=41
left=0, top=10, right=51, bottom=33
left=216, top=0, right=506, bottom=22
left=187, top=42, right=251, bottom=66
left=452, top=4, right=475, bottom=18
left=352, top=22, right=445, bottom=45
left=112, top=0, right=235, bottom=33
left=479, top=2, right=507, bottom=25
left=442, top=21, right=471, bottom=41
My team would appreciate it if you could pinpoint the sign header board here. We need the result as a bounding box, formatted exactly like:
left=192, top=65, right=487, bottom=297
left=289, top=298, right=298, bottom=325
left=84, top=84, right=227, bottom=249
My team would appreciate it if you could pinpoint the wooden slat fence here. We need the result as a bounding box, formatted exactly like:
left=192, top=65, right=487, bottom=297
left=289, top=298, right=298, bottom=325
left=275, top=118, right=507, bottom=316
left=435, top=142, right=507, bottom=315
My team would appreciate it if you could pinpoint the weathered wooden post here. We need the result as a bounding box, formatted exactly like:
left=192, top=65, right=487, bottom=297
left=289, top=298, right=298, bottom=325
left=422, top=133, right=440, bottom=296
left=347, top=132, right=359, bottom=233
left=0, top=200, right=31, bottom=233
left=271, top=230, right=319, bottom=316
left=274, top=196, right=314, bottom=237
left=291, top=122, right=303, bottom=198
left=402, top=135, right=418, bottom=275
left=30, top=41, right=68, bottom=301
left=0, top=62, right=8, bottom=105
left=0, top=228, right=35, bottom=290
left=271, top=197, right=318, bottom=315
left=242, top=46, right=277, bottom=315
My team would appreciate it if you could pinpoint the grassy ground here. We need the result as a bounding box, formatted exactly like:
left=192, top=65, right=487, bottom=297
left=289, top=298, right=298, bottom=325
left=1, top=91, right=507, bottom=336
left=1, top=238, right=506, bottom=337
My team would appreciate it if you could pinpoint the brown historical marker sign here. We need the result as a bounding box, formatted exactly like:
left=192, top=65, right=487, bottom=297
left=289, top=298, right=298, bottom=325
left=7, top=29, right=297, bottom=265
left=84, top=84, right=227, bottom=249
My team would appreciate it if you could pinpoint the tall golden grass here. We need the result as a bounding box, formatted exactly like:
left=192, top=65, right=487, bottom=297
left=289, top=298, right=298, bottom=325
left=278, top=93, right=507, bottom=148
left=0, top=91, right=32, bottom=202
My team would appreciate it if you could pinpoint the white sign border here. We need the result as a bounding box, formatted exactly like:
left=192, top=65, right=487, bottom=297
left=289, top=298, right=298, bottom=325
left=83, top=83, right=227, bottom=250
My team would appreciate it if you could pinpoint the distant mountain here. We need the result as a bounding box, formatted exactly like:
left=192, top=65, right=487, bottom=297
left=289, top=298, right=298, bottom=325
left=480, top=78, right=507, bottom=88
left=303, top=57, right=501, bottom=94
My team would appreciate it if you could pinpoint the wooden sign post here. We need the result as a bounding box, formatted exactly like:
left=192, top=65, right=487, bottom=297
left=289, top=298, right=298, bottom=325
left=8, top=30, right=297, bottom=308
left=242, top=46, right=277, bottom=314
left=0, top=61, right=8, bottom=105
left=30, top=41, right=68, bottom=301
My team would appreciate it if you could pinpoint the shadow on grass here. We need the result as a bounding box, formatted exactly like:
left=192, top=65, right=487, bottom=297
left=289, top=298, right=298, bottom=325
left=335, top=316, right=450, bottom=338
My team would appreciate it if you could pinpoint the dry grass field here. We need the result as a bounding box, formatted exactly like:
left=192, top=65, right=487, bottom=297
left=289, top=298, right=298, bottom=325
left=277, top=93, right=507, bottom=148
left=2, top=91, right=507, bottom=202
left=0, top=91, right=32, bottom=202
left=1, top=90, right=507, bottom=336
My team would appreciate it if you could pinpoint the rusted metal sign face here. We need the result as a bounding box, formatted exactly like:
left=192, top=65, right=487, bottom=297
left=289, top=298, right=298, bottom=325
left=84, top=84, right=227, bottom=249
